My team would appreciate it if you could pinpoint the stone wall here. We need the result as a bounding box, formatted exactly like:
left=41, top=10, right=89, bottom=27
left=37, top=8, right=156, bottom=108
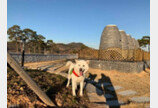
left=89, top=60, right=150, bottom=73
left=10, top=53, right=78, bottom=63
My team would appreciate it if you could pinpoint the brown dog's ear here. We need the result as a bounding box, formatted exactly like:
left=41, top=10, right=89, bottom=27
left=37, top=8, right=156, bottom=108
left=86, top=60, right=90, bottom=64
left=75, top=59, right=78, bottom=63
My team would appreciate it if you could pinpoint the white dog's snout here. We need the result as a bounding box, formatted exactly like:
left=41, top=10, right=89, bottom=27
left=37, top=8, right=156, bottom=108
left=79, top=68, right=85, bottom=72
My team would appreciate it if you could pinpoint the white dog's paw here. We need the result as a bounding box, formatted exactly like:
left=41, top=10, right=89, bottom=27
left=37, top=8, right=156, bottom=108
left=73, top=94, right=76, bottom=96
left=80, top=93, right=83, bottom=97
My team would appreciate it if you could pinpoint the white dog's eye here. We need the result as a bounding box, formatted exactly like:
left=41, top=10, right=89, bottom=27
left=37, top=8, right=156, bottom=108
left=83, top=65, right=85, bottom=67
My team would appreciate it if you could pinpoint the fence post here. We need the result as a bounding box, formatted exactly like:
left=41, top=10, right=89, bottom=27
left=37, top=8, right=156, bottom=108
left=7, top=52, right=55, bottom=107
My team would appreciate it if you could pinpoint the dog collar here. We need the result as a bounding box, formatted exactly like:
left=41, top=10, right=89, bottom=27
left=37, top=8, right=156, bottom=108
left=72, top=69, right=80, bottom=77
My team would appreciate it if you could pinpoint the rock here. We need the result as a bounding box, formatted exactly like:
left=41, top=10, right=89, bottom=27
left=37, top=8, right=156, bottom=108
left=96, top=82, right=111, bottom=88
left=106, top=100, right=127, bottom=106
left=86, top=83, right=103, bottom=94
left=86, top=84, right=96, bottom=93
left=104, top=94, right=114, bottom=98
left=96, top=88, right=103, bottom=95
left=118, top=90, right=137, bottom=96
left=107, top=86, right=123, bottom=91
left=87, top=92, right=107, bottom=104
left=130, top=97, right=150, bottom=103
left=102, top=82, right=111, bottom=87
left=96, top=83, right=102, bottom=88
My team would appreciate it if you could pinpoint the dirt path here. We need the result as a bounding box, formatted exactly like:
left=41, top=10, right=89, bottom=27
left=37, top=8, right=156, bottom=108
left=87, top=68, right=150, bottom=107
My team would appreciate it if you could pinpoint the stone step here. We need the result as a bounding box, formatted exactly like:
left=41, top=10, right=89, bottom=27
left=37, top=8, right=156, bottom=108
left=105, top=100, right=127, bottom=106
left=96, top=82, right=111, bottom=88
left=107, top=86, right=123, bottom=91
left=87, top=93, right=106, bottom=103
left=86, top=83, right=103, bottom=94
left=104, top=94, right=114, bottom=99
left=102, top=82, right=111, bottom=87
left=118, top=90, right=137, bottom=96
left=130, top=96, right=150, bottom=103
left=86, top=83, right=128, bottom=107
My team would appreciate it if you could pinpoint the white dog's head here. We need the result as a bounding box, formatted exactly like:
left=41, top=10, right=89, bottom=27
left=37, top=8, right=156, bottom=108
left=74, top=60, right=89, bottom=77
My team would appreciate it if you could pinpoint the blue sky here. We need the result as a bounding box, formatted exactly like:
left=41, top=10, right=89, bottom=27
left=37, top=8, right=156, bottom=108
left=8, top=0, right=150, bottom=49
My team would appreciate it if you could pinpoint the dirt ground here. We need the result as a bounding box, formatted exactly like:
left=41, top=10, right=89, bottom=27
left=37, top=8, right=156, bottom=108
left=24, top=60, right=67, bottom=69
left=7, top=67, right=91, bottom=108
left=8, top=61, right=150, bottom=108
left=87, top=68, right=150, bottom=108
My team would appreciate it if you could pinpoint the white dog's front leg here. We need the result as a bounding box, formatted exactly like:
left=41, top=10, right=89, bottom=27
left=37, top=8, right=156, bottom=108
left=66, top=75, right=71, bottom=87
left=72, top=80, right=76, bottom=96
left=80, top=81, right=84, bottom=96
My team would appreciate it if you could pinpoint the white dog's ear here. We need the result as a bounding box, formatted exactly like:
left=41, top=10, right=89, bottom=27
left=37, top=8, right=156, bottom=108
left=75, top=59, right=78, bottom=63
left=86, top=60, right=90, bottom=64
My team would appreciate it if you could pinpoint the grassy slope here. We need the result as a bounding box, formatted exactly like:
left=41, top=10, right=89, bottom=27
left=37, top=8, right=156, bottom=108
left=7, top=67, right=90, bottom=108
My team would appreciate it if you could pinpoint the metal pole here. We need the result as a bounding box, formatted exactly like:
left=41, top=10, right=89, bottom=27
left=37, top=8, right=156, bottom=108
left=21, top=40, right=25, bottom=67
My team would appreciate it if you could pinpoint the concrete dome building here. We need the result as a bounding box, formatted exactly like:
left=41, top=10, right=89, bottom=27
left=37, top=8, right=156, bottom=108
left=99, top=25, right=122, bottom=50
left=135, top=39, right=140, bottom=49
left=132, top=38, right=140, bottom=49
left=132, top=38, right=136, bottom=49
left=127, top=34, right=134, bottom=50
left=119, top=30, right=129, bottom=50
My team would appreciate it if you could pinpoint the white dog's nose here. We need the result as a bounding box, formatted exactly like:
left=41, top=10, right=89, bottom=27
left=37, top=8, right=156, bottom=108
left=79, top=68, right=85, bottom=72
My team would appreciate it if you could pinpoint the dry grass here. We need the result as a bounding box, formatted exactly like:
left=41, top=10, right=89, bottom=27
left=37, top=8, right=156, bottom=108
left=7, top=67, right=91, bottom=108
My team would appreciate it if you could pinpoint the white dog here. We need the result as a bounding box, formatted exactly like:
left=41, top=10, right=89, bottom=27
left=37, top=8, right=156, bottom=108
left=66, top=60, right=89, bottom=96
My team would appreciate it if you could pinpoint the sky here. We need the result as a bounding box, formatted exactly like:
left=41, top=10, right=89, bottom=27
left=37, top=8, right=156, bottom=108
left=7, top=0, right=150, bottom=49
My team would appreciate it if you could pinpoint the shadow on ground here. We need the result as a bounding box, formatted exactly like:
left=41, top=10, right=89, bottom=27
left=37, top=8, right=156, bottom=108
left=87, top=73, right=120, bottom=108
